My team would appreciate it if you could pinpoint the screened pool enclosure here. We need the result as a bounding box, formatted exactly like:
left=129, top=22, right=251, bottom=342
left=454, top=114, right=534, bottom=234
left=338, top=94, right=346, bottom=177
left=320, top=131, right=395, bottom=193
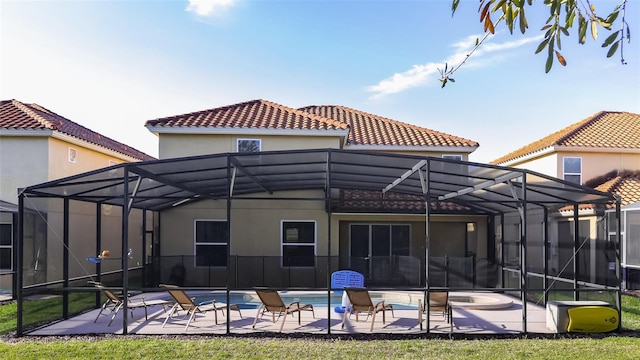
left=15, top=149, right=622, bottom=335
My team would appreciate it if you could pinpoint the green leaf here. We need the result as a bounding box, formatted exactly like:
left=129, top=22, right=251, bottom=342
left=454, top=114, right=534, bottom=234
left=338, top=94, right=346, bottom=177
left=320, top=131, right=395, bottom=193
left=451, top=0, right=461, bottom=16
left=578, top=14, right=587, bottom=44
left=519, top=8, right=528, bottom=34
left=602, top=31, right=620, bottom=47
left=605, top=11, right=619, bottom=25
left=535, top=38, right=550, bottom=54
left=560, top=26, right=569, bottom=36
left=545, top=53, right=553, bottom=73
left=449, top=78, right=456, bottom=83
left=541, top=24, right=552, bottom=31
left=607, top=41, right=619, bottom=58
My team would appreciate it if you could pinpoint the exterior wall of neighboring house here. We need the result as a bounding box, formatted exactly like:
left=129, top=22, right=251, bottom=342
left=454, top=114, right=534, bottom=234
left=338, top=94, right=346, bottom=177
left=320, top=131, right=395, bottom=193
left=0, top=134, right=146, bottom=292
left=558, top=151, right=640, bottom=184
left=507, top=150, right=639, bottom=185
left=158, top=133, right=343, bottom=158
left=509, top=153, right=557, bottom=176
left=0, top=136, right=49, bottom=203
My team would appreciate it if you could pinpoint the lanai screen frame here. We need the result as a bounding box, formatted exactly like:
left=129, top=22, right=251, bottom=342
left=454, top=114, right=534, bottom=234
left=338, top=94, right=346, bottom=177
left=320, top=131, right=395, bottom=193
left=16, top=148, right=621, bottom=335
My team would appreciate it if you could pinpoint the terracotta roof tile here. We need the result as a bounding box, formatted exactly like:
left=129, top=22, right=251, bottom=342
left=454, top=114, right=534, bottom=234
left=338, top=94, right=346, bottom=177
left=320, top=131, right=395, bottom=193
left=333, top=189, right=469, bottom=213
left=0, top=99, right=154, bottom=161
left=569, top=170, right=640, bottom=211
left=492, top=111, right=640, bottom=164
left=299, top=105, right=478, bottom=148
left=145, top=99, right=348, bottom=131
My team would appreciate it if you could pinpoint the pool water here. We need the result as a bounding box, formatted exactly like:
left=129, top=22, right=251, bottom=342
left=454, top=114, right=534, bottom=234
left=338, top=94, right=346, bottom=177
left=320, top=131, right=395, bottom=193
left=189, top=292, right=417, bottom=310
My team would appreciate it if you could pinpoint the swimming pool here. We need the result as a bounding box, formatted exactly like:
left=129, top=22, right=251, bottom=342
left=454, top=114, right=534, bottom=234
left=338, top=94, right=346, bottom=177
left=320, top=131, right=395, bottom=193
left=188, top=291, right=418, bottom=310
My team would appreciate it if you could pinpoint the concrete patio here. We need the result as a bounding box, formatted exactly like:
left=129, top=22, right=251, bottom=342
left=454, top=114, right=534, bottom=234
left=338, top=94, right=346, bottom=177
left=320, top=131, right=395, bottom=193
left=26, top=292, right=550, bottom=336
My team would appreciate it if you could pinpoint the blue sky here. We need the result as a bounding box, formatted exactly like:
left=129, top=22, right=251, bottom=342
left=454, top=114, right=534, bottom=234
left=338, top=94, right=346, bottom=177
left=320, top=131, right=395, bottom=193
left=1, top=0, right=638, bottom=163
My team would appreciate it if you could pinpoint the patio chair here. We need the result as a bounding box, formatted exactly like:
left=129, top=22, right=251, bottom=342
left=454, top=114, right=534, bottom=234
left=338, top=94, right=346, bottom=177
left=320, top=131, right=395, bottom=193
left=417, top=291, right=452, bottom=331
left=252, top=288, right=315, bottom=332
left=341, top=287, right=394, bottom=332
left=160, top=284, right=242, bottom=330
left=90, top=281, right=170, bottom=326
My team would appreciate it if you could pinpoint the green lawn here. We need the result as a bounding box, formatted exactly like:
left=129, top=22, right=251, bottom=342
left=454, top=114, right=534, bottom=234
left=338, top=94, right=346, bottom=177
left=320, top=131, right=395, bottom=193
left=0, top=295, right=639, bottom=359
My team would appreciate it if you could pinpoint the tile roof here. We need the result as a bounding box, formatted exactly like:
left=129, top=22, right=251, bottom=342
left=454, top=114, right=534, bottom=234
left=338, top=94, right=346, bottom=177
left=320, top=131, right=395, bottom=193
left=145, top=99, right=478, bottom=149
left=492, top=111, right=640, bottom=165
left=145, top=99, right=348, bottom=131
left=333, top=189, right=469, bottom=213
left=0, top=99, right=154, bottom=161
left=299, top=105, right=478, bottom=148
left=585, top=170, right=640, bottom=208
left=564, top=169, right=640, bottom=212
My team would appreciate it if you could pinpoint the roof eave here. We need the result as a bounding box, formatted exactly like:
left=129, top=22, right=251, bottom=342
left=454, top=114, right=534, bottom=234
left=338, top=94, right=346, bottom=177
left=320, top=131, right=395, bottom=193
left=51, top=132, right=147, bottom=162
left=345, top=144, right=478, bottom=154
left=145, top=125, right=350, bottom=138
left=0, top=128, right=53, bottom=136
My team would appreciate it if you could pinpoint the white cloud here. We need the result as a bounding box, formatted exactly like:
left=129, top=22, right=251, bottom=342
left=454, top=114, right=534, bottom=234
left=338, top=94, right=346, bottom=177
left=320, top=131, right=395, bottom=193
left=366, top=33, right=543, bottom=98
left=186, top=0, right=235, bottom=16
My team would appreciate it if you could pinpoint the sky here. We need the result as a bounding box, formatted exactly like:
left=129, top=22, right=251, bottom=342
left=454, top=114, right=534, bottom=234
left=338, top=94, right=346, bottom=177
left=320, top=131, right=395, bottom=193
left=1, top=0, right=639, bottom=163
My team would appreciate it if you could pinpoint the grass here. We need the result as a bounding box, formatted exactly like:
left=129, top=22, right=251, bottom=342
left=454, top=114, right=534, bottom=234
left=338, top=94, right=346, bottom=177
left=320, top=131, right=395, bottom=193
left=0, top=295, right=639, bottom=359
left=1, top=337, right=640, bottom=359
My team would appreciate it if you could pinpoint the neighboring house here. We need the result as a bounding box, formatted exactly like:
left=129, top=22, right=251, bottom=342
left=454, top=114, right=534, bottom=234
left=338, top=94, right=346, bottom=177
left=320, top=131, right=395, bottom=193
left=0, top=99, right=155, bottom=295
left=144, top=99, right=486, bottom=287
left=491, top=111, right=640, bottom=186
left=491, top=111, right=640, bottom=289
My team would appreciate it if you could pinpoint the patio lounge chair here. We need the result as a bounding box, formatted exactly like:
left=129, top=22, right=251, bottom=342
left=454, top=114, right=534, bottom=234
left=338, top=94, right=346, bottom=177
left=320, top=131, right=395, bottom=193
left=90, top=281, right=170, bottom=326
left=160, top=284, right=242, bottom=330
left=417, top=291, right=452, bottom=331
left=252, top=288, right=315, bottom=332
left=341, top=287, right=394, bottom=332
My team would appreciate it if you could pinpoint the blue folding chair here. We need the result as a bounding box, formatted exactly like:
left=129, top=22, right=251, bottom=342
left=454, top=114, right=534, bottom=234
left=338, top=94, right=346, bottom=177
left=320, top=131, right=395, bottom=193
left=331, top=270, right=364, bottom=313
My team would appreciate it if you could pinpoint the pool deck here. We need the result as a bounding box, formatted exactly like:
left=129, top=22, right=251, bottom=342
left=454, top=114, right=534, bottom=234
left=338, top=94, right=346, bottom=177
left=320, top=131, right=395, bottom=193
left=26, top=291, right=551, bottom=336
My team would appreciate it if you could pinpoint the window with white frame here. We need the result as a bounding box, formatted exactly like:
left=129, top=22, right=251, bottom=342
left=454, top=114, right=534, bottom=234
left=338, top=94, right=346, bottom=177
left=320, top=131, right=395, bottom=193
left=68, top=147, right=77, bottom=163
left=442, top=154, right=463, bottom=161
left=237, top=139, right=261, bottom=153
left=0, top=223, right=12, bottom=271
left=194, top=220, right=228, bottom=267
left=281, top=221, right=316, bottom=267
left=563, top=157, right=581, bottom=184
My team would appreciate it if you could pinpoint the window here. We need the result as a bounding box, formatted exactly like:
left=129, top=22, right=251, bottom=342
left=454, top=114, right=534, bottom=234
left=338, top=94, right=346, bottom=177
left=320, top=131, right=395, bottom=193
left=0, top=223, right=12, bottom=271
left=563, top=157, right=581, bottom=184
left=68, top=147, right=77, bottom=163
left=237, top=139, right=261, bottom=153
left=442, top=154, right=463, bottom=161
left=194, top=220, right=228, bottom=267
left=281, top=221, right=316, bottom=267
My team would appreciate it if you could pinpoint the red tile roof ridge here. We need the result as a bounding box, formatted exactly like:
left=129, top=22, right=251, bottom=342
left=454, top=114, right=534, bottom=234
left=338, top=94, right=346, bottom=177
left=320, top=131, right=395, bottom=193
left=146, top=99, right=349, bottom=130
left=1, top=99, right=155, bottom=161
left=299, top=104, right=479, bottom=147
left=491, top=110, right=640, bottom=165
left=10, top=99, right=56, bottom=130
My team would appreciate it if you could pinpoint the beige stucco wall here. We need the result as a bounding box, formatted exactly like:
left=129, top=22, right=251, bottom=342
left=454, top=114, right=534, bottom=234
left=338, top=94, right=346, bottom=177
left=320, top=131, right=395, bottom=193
left=160, top=197, right=489, bottom=261
left=159, top=190, right=328, bottom=257
left=507, top=150, right=640, bottom=185
left=0, top=137, right=49, bottom=204
left=47, top=137, right=130, bottom=180
left=557, top=151, right=640, bottom=183
left=158, top=134, right=343, bottom=159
